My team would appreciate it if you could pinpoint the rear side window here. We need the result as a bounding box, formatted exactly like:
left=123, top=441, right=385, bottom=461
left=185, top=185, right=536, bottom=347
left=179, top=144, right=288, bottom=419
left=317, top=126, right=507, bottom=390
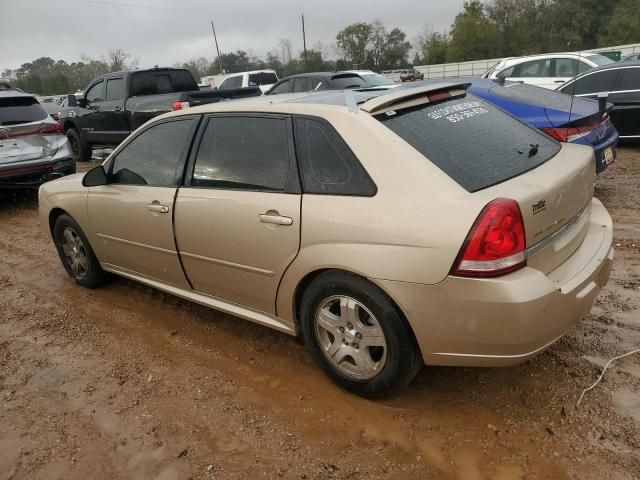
left=111, top=119, right=194, bottom=186
left=292, top=77, right=312, bottom=93
left=294, top=117, right=376, bottom=196
left=106, top=78, right=124, bottom=101
left=377, top=94, right=560, bottom=192
left=515, top=59, right=550, bottom=78
left=192, top=116, right=292, bottom=192
left=0, top=97, right=48, bottom=125
left=554, top=58, right=590, bottom=77
left=268, top=80, right=290, bottom=95
left=248, top=72, right=278, bottom=86
left=331, top=75, right=367, bottom=89
left=219, top=75, right=242, bottom=90
left=563, top=70, right=619, bottom=95
left=618, top=67, right=640, bottom=90
left=129, top=70, right=198, bottom=96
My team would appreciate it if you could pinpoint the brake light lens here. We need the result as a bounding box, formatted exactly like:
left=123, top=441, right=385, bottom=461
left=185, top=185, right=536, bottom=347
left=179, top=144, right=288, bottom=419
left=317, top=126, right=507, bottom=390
left=172, top=101, right=190, bottom=111
left=542, top=117, right=610, bottom=143
left=452, top=198, right=526, bottom=277
left=39, top=122, right=64, bottom=135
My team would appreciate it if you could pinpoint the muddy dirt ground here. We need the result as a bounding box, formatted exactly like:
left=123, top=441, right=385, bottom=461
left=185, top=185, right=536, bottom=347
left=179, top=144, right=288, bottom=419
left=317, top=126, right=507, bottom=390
left=1, top=148, right=639, bottom=480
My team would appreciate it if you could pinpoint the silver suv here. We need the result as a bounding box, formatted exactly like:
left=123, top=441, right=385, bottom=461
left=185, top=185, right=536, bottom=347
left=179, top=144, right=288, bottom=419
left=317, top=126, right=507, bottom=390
left=0, top=85, right=74, bottom=187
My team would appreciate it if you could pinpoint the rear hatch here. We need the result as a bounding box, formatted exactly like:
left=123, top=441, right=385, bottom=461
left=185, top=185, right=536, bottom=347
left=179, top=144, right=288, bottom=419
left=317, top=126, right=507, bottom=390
left=368, top=85, right=595, bottom=274
left=0, top=96, right=59, bottom=166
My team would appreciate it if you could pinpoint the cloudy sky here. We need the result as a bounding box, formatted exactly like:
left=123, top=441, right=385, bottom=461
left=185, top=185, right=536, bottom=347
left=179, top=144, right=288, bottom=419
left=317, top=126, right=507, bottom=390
left=1, top=0, right=465, bottom=71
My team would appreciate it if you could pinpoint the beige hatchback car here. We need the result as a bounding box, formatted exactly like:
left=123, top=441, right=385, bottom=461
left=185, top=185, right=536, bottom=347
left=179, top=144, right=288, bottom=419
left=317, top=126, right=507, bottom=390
left=39, top=84, right=614, bottom=396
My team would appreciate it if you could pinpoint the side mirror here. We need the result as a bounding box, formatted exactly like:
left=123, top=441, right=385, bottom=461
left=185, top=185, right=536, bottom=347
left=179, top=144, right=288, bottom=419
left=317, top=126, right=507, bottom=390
left=67, top=94, right=78, bottom=107
left=82, top=165, right=108, bottom=187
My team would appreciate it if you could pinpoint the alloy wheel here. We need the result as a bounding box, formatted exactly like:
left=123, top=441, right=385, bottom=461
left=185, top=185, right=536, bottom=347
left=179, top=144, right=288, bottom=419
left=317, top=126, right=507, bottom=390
left=314, top=296, right=387, bottom=380
left=61, top=227, right=89, bottom=278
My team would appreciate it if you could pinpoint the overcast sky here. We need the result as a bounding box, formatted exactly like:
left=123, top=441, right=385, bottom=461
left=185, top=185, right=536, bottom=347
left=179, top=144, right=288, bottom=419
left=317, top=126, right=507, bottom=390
left=1, top=0, right=465, bottom=71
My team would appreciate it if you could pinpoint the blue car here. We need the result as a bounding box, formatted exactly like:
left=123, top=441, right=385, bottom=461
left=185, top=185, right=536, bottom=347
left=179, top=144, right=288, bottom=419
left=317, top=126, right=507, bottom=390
left=409, top=78, right=618, bottom=173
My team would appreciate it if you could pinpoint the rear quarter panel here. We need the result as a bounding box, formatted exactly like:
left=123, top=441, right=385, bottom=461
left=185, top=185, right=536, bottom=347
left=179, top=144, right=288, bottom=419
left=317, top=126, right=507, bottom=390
left=275, top=110, right=486, bottom=322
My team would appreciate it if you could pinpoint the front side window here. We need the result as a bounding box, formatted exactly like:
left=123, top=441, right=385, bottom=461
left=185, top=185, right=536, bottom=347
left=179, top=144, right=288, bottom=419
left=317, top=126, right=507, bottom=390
left=192, top=116, right=291, bottom=191
left=106, top=78, right=124, bottom=101
left=86, top=81, right=105, bottom=103
left=294, top=117, right=376, bottom=196
left=111, top=119, right=194, bottom=186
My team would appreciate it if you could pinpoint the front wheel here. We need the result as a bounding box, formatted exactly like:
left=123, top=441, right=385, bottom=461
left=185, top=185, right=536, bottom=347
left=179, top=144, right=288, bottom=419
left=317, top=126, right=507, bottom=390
left=66, top=128, right=92, bottom=162
left=53, top=214, right=109, bottom=288
left=300, top=271, right=422, bottom=398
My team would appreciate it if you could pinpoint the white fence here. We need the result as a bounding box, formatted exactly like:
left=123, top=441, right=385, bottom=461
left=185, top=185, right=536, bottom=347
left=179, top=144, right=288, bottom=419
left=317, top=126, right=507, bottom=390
left=409, top=42, right=640, bottom=81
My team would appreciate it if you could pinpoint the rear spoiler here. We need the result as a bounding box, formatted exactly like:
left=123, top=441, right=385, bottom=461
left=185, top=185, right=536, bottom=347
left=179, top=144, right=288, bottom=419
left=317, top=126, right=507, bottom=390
left=359, top=83, right=471, bottom=115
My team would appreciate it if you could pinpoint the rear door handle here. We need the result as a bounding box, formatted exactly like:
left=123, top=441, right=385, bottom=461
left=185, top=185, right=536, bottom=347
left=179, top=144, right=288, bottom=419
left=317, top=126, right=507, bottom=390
left=554, top=80, right=565, bottom=83
left=114, top=106, right=122, bottom=112
left=259, top=213, right=293, bottom=226
left=147, top=203, right=169, bottom=214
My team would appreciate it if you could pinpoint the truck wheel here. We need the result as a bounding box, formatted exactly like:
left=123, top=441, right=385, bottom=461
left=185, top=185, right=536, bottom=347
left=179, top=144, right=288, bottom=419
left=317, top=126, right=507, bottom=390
left=66, top=128, right=92, bottom=162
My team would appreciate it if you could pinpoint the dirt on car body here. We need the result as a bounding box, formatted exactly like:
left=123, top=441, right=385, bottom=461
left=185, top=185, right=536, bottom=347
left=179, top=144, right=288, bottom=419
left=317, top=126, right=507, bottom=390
left=1, top=149, right=640, bottom=480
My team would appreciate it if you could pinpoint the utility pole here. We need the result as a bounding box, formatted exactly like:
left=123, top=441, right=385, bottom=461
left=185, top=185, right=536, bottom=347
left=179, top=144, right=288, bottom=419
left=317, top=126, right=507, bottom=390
left=211, top=20, right=224, bottom=74
left=302, top=13, right=308, bottom=73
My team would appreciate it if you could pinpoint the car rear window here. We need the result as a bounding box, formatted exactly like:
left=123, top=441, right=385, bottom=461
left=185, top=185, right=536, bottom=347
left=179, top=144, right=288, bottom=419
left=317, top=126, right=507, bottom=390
left=248, top=72, right=278, bottom=86
left=130, top=70, right=198, bottom=96
left=331, top=75, right=367, bottom=89
left=0, top=96, right=48, bottom=125
left=377, top=94, right=561, bottom=192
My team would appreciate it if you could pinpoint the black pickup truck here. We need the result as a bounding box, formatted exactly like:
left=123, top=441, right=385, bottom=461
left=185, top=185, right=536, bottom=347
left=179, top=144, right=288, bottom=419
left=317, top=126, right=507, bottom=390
left=61, top=67, right=260, bottom=161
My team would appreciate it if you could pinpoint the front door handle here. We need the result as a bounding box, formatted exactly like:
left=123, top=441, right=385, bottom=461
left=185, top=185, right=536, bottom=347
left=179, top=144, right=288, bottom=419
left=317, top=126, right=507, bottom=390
left=259, top=213, right=293, bottom=226
left=114, top=106, right=122, bottom=112
left=147, top=203, right=169, bottom=214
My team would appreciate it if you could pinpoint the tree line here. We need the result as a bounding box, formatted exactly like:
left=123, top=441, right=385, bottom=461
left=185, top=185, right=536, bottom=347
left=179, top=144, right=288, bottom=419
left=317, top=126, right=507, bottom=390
left=3, top=0, right=638, bottom=95
left=418, top=0, right=639, bottom=64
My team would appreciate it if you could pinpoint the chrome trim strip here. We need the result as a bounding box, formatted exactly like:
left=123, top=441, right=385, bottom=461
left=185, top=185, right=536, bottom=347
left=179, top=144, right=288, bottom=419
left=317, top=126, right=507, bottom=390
left=432, top=334, right=562, bottom=359
left=96, top=233, right=177, bottom=255
left=527, top=202, right=590, bottom=259
left=619, top=135, right=640, bottom=139
left=180, top=251, right=275, bottom=277
left=101, top=262, right=294, bottom=335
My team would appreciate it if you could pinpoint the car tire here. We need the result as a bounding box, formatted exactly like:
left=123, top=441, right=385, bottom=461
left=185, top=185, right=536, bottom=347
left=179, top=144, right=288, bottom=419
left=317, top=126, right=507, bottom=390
left=300, top=271, right=422, bottom=398
left=66, top=128, right=92, bottom=162
left=53, top=214, right=109, bottom=288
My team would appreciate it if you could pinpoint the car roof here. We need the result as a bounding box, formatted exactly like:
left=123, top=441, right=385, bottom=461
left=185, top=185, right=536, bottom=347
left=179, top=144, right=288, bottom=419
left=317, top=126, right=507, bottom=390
left=0, top=88, right=33, bottom=99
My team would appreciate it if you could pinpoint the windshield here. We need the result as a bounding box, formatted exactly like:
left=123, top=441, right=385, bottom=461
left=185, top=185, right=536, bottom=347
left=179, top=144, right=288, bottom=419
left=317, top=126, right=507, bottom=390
left=377, top=93, right=560, bottom=192
left=0, top=97, right=48, bottom=125
left=585, top=54, right=615, bottom=66
left=361, top=73, right=394, bottom=87
left=248, top=72, right=278, bottom=86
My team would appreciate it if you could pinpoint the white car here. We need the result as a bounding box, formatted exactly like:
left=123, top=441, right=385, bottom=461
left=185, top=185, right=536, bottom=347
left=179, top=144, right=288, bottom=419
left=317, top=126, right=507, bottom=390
left=483, top=53, right=615, bottom=90
left=217, top=69, right=279, bottom=94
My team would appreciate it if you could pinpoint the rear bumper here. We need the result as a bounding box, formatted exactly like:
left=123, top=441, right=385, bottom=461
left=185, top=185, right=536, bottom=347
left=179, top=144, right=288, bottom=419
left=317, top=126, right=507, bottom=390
left=588, top=132, right=618, bottom=174
left=0, top=156, right=75, bottom=187
left=375, top=198, right=614, bottom=367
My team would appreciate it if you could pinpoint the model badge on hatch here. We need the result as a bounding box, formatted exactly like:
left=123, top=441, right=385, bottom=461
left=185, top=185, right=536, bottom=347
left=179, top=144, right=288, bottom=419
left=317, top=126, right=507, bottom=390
left=532, top=199, right=546, bottom=215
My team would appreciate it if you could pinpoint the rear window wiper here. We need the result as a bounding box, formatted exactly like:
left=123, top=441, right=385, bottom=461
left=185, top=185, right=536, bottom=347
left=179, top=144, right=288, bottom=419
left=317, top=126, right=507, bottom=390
left=518, top=143, right=539, bottom=157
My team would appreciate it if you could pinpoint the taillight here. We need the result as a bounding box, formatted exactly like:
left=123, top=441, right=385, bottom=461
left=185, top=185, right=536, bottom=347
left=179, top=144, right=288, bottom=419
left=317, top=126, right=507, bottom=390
left=542, top=117, right=609, bottom=143
left=451, top=198, right=526, bottom=277
left=39, top=122, right=64, bottom=135
left=172, top=101, right=190, bottom=111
